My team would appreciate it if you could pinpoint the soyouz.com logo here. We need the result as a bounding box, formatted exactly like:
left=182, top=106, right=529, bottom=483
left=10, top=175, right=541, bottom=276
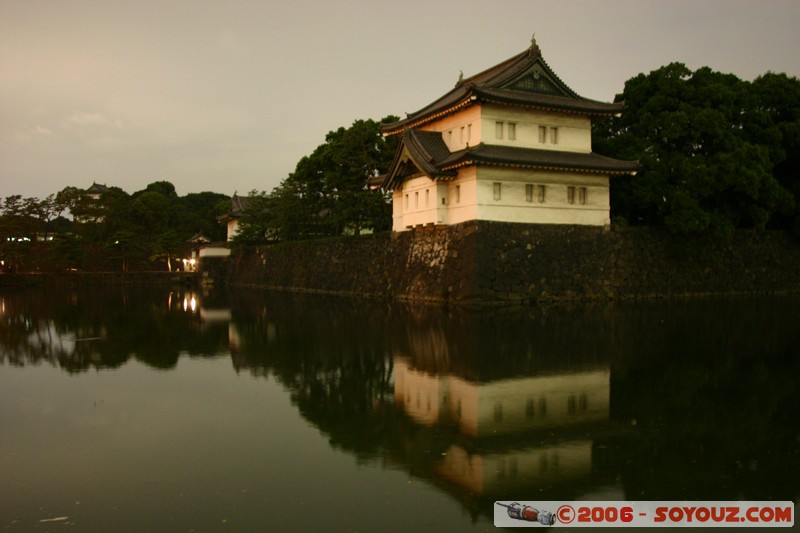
left=494, top=501, right=794, bottom=527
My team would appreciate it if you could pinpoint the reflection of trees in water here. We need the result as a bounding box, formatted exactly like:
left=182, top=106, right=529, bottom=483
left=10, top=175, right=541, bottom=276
left=230, top=291, right=800, bottom=509
left=0, top=285, right=230, bottom=371
left=229, top=291, right=396, bottom=460
left=3, top=286, right=799, bottom=508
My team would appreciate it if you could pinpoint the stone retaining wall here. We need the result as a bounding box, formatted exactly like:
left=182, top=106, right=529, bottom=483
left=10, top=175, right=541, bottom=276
left=226, top=222, right=800, bottom=304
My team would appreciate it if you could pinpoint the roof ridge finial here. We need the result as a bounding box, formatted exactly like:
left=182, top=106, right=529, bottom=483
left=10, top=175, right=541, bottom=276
left=529, top=33, right=540, bottom=56
left=458, top=70, right=464, bottom=84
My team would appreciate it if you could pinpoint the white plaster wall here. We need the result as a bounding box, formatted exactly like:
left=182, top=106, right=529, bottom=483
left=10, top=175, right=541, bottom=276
left=393, top=166, right=611, bottom=230
left=392, top=176, right=451, bottom=231
left=481, top=104, right=593, bottom=153
left=393, top=357, right=448, bottom=426
left=475, top=167, right=611, bottom=226
left=227, top=219, right=240, bottom=241
left=444, top=167, right=479, bottom=226
left=419, top=105, right=482, bottom=151
left=415, top=104, right=592, bottom=153
left=447, top=369, right=610, bottom=437
left=199, top=246, right=231, bottom=258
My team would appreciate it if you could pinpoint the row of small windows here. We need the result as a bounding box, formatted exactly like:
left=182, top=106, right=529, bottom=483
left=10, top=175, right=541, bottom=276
left=404, top=186, right=461, bottom=208
left=404, top=189, right=439, bottom=209
left=539, top=126, right=558, bottom=144
left=493, top=183, right=587, bottom=204
left=445, top=122, right=560, bottom=145
left=496, top=453, right=559, bottom=480
left=405, top=392, right=589, bottom=421
left=405, top=184, right=588, bottom=209
left=495, top=121, right=559, bottom=145
left=447, top=124, right=473, bottom=146
left=492, top=393, right=589, bottom=422
left=495, top=121, right=517, bottom=140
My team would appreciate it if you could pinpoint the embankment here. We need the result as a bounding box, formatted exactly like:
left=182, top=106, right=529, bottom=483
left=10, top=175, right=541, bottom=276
left=225, top=222, right=800, bottom=304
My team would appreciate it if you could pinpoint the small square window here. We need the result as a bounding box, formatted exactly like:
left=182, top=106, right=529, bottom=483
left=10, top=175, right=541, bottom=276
left=538, top=125, right=547, bottom=143
left=537, top=185, right=546, bottom=203
left=425, top=189, right=430, bottom=206
left=508, top=122, right=516, bottom=140
left=460, top=126, right=465, bottom=143
left=495, top=121, right=504, bottom=139
left=493, top=182, right=502, bottom=201
left=578, top=187, right=587, bottom=205
left=525, top=184, right=534, bottom=203
left=567, top=186, right=576, bottom=204
left=404, top=194, right=409, bottom=210
left=415, top=191, right=419, bottom=208
left=455, top=185, right=461, bottom=204
left=550, top=127, right=558, bottom=144
left=467, top=123, right=472, bottom=143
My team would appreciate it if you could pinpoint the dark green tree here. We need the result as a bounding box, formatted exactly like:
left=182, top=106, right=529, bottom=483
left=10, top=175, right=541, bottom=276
left=321, top=118, right=398, bottom=235
left=142, top=180, right=178, bottom=199
left=749, top=72, right=800, bottom=236
left=594, top=63, right=794, bottom=238
left=230, top=190, right=275, bottom=244
left=0, top=195, right=39, bottom=271
left=179, top=191, right=230, bottom=242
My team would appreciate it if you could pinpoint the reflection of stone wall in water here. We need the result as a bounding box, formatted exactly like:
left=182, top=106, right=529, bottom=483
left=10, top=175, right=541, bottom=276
left=229, top=222, right=800, bottom=303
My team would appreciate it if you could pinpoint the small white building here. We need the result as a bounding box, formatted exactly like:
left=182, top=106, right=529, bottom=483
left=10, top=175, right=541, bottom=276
left=217, top=193, right=253, bottom=241
left=379, top=37, right=637, bottom=232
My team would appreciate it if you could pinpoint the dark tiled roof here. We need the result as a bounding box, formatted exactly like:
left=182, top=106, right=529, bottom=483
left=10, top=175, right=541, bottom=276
left=382, top=130, right=457, bottom=189
left=380, top=136, right=638, bottom=189
left=188, top=232, right=211, bottom=243
left=230, top=193, right=253, bottom=216
left=406, top=130, right=454, bottom=172
left=439, top=144, right=639, bottom=174
left=217, top=193, right=255, bottom=222
left=381, top=40, right=622, bottom=135
left=473, top=87, right=624, bottom=115
left=85, top=182, right=109, bottom=194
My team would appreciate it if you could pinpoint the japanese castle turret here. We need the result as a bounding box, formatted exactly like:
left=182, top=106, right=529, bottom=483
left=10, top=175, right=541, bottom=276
left=378, top=37, right=638, bottom=232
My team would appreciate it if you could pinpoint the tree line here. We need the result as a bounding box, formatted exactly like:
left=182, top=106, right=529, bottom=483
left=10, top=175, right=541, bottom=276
left=0, top=182, right=229, bottom=272
left=594, top=64, right=800, bottom=239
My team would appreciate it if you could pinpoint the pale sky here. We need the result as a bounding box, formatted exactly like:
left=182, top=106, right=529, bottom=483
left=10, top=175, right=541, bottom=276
left=2, top=0, right=799, bottom=200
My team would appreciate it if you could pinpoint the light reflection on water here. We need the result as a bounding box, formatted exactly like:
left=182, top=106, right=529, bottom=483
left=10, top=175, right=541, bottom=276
left=1, top=286, right=798, bottom=531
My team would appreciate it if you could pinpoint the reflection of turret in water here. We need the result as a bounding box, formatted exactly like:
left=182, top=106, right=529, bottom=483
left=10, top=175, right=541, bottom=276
left=394, top=356, right=610, bottom=436
left=393, top=355, right=612, bottom=497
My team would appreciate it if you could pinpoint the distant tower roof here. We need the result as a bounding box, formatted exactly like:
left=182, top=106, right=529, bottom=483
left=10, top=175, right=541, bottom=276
left=85, top=182, right=109, bottom=194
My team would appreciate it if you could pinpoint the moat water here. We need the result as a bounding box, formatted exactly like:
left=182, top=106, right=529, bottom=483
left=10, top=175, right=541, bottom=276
left=1, top=285, right=798, bottom=531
